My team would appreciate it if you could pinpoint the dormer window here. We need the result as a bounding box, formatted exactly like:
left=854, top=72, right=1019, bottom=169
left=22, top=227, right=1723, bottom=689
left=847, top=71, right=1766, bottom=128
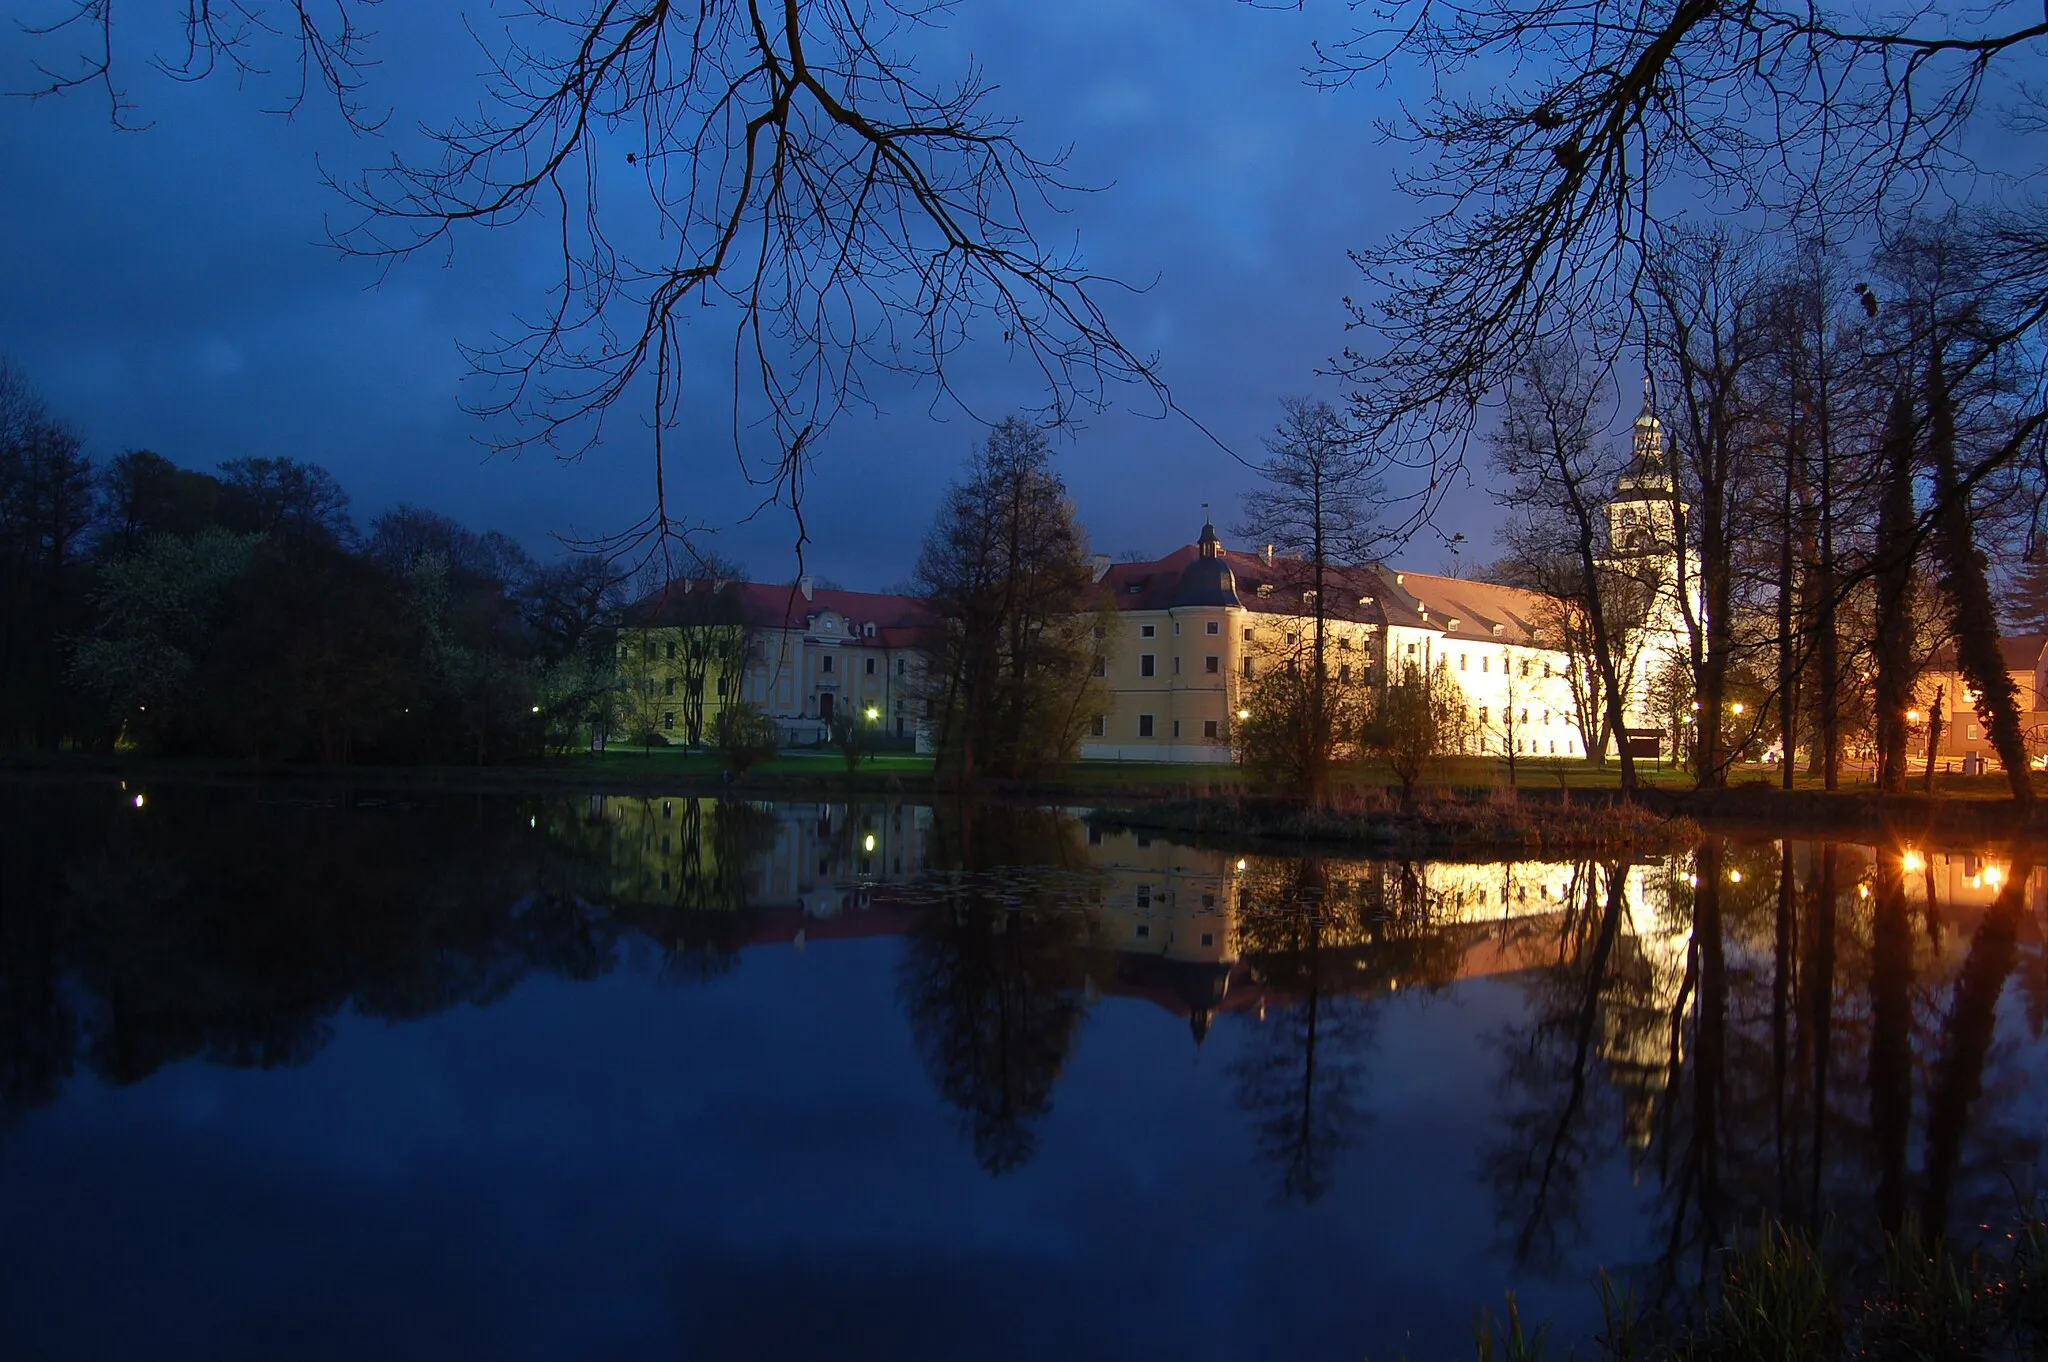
left=1302, top=589, right=1317, bottom=604
left=1491, top=623, right=1505, bottom=637
left=1446, top=618, right=1461, bottom=630
left=1257, top=583, right=1273, bottom=598
left=864, top=622, right=875, bottom=638
left=1358, top=596, right=1374, bottom=606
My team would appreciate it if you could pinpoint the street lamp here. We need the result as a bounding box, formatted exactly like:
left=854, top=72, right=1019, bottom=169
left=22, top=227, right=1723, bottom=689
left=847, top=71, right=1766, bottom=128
left=1237, top=708, right=1250, bottom=721
left=1906, top=709, right=1921, bottom=724
left=864, top=705, right=879, bottom=722
left=1731, top=702, right=1745, bottom=716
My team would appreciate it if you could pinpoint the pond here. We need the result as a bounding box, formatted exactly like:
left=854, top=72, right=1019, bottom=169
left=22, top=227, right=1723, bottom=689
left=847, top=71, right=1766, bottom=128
left=0, top=785, right=2042, bottom=1360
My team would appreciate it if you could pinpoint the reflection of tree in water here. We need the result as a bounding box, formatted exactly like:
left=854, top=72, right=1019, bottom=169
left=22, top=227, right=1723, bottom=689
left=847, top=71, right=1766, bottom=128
left=1228, top=858, right=1379, bottom=1205
left=1480, top=860, right=1642, bottom=1266
left=653, top=799, right=780, bottom=986
left=0, top=784, right=627, bottom=1111
left=897, top=803, right=1094, bottom=1175
left=1481, top=834, right=2048, bottom=1302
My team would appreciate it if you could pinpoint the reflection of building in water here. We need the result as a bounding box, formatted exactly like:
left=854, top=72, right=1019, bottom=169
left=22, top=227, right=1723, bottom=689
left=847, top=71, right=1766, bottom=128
left=581, top=796, right=936, bottom=918
left=1077, top=822, right=1682, bottom=1045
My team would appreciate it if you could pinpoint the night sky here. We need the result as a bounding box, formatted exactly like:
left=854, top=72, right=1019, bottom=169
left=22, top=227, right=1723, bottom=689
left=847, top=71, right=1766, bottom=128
left=2, top=2, right=1505, bottom=588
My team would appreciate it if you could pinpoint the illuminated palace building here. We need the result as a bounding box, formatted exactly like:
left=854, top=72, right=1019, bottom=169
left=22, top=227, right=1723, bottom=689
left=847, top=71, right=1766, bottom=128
left=620, top=390, right=1694, bottom=761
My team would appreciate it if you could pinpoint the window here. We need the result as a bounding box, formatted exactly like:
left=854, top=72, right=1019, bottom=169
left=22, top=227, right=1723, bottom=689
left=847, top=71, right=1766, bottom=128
left=1139, top=713, right=1154, bottom=737
left=1541, top=709, right=1550, bottom=724
left=1549, top=740, right=1556, bottom=754
left=1206, top=621, right=1219, bottom=635
left=1459, top=654, right=1467, bottom=670
left=1140, top=654, right=1155, bottom=677
left=1243, top=626, right=1254, bottom=642
left=1406, top=642, right=1417, bottom=656
left=897, top=658, right=907, bottom=676
left=1173, top=656, right=1182, bottom=674
left=1285, top=632, right=1298, bottom=646
left=716, top=675, right=728, bottom=697
left=1090, top=714, right=1106, bottom=737
left=1092, top=657, right=1107, bottom=678
left=1135, top=923, right=1151, bottom=938
left=865, top=657, right=876, bottom=675
left=664, top=677, right=677, bottom=696
left=822, top=654, right=834, bottom=673
left=1200, top=932, right=1215, bottom=947
left=1521, top=659, right=1531, bottom=677
left=1242, top=658, right=1254, bottom=678
left=1205, top=655, right=1219, bottom=674
left=662, top=711, right=675, bottom=730
left=1173, top=622, right=1181, bottom=635
left=1520, top=708, right=1529, bottom=723
left=1339, top=665, right=1351, bottom=683
left=665, top=641, right=677, bottom=660
left=1141, top=624, right=1156, bottom=638
left=1479, top=706, right=1489, bottom=723
left=1543, top=662, right=1553, bottom=678
left=1136, top=885, right=1151, bottom=907
left=1203, top=720, right=1219, bottom=739
left=1172, top=720, right=1181, bottom=738
left=1483, top=656, right=1490, bottom=673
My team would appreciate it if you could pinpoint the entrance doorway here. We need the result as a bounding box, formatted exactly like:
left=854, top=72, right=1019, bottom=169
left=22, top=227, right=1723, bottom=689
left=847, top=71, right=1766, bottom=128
left=818, top=693, right=835, bottom=724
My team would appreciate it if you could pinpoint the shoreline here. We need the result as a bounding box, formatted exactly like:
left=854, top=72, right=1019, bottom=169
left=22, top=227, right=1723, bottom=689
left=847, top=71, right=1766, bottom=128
left=4, top=754, right=2041, bottom=847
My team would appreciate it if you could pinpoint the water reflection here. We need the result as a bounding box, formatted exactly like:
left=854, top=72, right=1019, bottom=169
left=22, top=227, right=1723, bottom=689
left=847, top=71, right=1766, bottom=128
left=4, top=785, right=2046, bottom=1322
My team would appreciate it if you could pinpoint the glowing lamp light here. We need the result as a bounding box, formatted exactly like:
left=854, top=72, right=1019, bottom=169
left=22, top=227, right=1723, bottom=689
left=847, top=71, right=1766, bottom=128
left=1902, top=849, right=1926, bottom=873
left=1685, top=873, right=1698, bottom=887
left=1728, top=869, right=1744, bottom=884
left=863, top=833, right=877, bottom=853
left=865, top=706, right=879, bottom=722
left=1731, top=702, right=1745, bottom=715
left=132, top=794, right=145, bottom=809
left=1235, top=858, right=1248, bottom=872
left=1858, top=884, right=1870, bottom=899
left=1907, top=709, right=1922, bottom=723
left=1984, top=864, right=2006, bottom=888
left=1237, top=708, right=1251, bottom=721
left=531, top=705, right=541, bottom=714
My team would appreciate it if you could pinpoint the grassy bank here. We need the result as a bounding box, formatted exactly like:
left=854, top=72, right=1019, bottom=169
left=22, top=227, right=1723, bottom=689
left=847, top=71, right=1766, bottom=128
left=1474, top=1208, right=2048, bottom=1361
left=7, top=749, right=2048, bottom=843
left=1095, top=787, right=1701, bottom=855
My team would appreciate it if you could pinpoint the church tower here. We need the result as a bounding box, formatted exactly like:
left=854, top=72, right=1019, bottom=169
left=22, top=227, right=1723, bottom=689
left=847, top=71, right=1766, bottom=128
left=1606, top=376, right=1678, bottom=561
left=1601, top=376, right=1697, bottom=748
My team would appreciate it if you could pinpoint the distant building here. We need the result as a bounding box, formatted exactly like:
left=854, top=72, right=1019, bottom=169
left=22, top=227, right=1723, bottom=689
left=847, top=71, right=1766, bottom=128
left=618, top=388, right=1694, bottom=762
left=620, top=575, right=932, bottom=749
left=1915, top=635, right=2048, bottom=768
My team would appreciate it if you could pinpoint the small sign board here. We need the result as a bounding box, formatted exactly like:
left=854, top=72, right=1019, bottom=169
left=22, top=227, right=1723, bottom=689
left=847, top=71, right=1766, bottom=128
left=1621, top=727, right=1662, bottom=759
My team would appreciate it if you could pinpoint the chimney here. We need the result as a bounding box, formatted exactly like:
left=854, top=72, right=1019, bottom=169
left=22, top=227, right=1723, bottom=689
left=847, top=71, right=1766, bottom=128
left=1091, top=553, right=1112, bottom=582
left=798, top=574, right=814, bottom=601
left=1262, top=544, right=1274, bottom=565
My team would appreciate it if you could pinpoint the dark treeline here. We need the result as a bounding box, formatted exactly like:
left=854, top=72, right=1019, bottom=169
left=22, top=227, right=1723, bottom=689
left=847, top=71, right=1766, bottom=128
left=0, top=363, right=625, bottom=762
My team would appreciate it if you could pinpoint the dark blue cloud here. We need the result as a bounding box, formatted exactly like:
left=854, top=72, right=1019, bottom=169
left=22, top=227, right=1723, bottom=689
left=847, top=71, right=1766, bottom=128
left=0, top=2, right=1494, bottom=586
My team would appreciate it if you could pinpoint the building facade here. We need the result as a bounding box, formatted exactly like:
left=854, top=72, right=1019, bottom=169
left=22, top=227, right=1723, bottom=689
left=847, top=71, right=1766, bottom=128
left=621, top=576, right=932, bottom=749
left=621, top=390, right=1694, bottom=763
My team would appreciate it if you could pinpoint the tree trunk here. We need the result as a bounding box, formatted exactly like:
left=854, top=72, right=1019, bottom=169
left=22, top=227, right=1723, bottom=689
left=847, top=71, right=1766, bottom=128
left=1871, top=387, right=1917, bottom=794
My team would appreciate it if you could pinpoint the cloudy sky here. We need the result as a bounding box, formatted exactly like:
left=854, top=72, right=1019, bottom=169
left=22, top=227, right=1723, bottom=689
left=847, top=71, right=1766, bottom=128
left=1, top=1, right=1511, bottom=587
